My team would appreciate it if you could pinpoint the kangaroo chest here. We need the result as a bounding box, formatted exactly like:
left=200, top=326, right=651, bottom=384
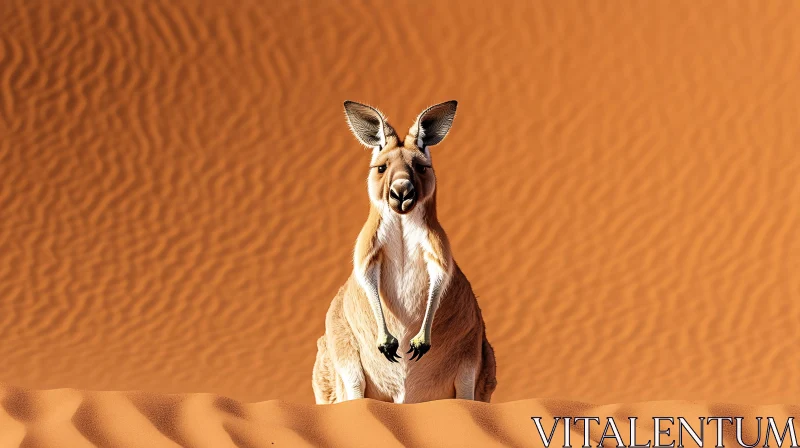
left=378, top=214, right=430, bottom=324
left=361, top=210, right=459, bottom=404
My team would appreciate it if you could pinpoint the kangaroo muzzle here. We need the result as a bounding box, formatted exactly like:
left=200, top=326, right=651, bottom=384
left=388, top=179, right=416, bottom=214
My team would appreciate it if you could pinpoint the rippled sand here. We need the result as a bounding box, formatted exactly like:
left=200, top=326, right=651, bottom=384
left=3, top=386, right=799, bottom=447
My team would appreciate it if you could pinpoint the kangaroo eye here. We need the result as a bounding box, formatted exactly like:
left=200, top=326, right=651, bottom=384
left=377, top=164, right=387, bottom=173
left=415, top=164, right=428, bottom=174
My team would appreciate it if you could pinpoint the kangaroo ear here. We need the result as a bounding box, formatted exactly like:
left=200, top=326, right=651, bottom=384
left=343, top=101, right=391, bottom=149
left=410, top=100, right=458, bottom=149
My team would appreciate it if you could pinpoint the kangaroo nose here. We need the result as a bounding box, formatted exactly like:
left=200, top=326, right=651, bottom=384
left=390, top=180, right=415, bottom=202
left=389, top=180, right=416, bottom=212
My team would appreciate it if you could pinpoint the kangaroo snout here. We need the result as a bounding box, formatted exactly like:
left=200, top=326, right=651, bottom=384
left=389, top=179, right=416, bottom=213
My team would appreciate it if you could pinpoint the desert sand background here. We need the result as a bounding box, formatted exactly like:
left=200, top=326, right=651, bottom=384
left=1, top=0, right=799, bottom=441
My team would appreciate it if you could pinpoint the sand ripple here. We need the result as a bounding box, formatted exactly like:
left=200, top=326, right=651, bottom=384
left=2, top=386, right=800, bottom=448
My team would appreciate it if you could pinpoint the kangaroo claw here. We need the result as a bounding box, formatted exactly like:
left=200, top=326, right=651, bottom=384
left=378, top=336, right=401, bottom=363
left=408, top=339, right=431, bottom=362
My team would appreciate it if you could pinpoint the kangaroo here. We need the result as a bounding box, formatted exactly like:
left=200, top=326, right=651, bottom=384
left=312, top=100, right=497, bottom=404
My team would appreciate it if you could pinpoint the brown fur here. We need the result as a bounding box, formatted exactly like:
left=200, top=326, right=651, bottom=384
left=312, top=102, right=497, bottom=403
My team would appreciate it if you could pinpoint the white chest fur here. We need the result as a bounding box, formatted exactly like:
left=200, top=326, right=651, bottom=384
left=377, top=208, right=430, bottom=326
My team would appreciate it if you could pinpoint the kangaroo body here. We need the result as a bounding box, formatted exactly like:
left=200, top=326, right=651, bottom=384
left=312, top=101, right=497, bottom=404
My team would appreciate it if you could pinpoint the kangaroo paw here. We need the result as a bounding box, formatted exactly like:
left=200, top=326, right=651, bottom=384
left=378, top=334, right=401, bottom=363
left=407, top=335, right=431, bottom=362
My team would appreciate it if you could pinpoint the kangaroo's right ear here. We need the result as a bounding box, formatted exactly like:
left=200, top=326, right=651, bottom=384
left=343, top=101, right=390, bottom=150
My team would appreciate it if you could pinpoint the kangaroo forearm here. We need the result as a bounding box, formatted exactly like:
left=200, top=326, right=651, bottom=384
left=420, top=263, right=451, bottom=338
left=356, top=261, right=388, bottom=334
left=420, top=287, right=442, bottom=338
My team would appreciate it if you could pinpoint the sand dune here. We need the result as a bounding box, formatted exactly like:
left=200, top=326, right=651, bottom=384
left=3, top=385, right=798, bottom=448
left=0, top=0, right=799, bottom=423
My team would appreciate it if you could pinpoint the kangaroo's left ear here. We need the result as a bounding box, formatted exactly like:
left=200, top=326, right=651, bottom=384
left=409, top=100, right=458, bottom=149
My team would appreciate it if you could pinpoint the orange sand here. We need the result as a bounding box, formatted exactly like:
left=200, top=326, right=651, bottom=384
left=3, top=386, right=799, bottom=447
left=0, top=0, right=799, bottom=445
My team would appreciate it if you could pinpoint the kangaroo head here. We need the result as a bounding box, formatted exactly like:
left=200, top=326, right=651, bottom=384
left=343, top=100, right=458, bottom=215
